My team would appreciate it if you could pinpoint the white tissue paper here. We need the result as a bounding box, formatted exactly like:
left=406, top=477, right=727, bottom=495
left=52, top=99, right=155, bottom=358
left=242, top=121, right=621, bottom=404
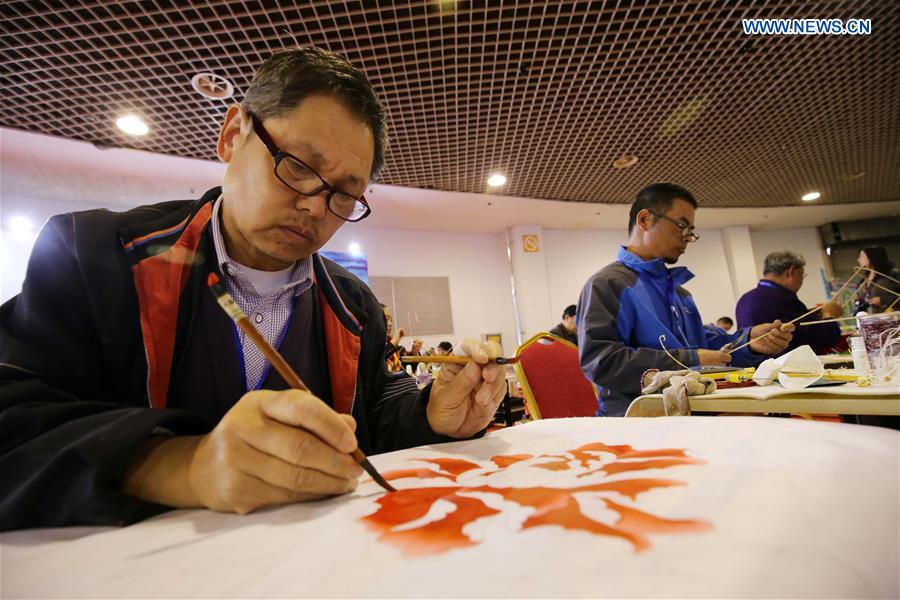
left=752, top=345, right=824, bottom=390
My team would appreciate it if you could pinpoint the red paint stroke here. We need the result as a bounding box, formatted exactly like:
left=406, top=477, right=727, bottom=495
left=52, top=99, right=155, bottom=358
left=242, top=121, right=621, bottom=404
left=417, top=458, right=482, bottom=477
left=366, top=489, right=501, bottom=556
left=382, top=468, right=457, bottom=481
left=362, top=440, right=712, bottom=556
left=491, top=454, right=534, bottom=468
left=534, top=459, right=571, bottom=471
left=600, top=457, right=705, bottom=475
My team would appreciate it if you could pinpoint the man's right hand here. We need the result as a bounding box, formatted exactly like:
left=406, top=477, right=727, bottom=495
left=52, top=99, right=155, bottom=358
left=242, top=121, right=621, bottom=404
left=696, top=349, right=732, bottom=366
left=123, top=390, right=362, bottom=515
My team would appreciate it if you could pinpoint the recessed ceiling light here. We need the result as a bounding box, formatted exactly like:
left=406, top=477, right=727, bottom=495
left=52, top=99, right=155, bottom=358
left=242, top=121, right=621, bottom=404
left=612, top=155, right=639, bottom=169
left=116, top=115, right=149, bottom=136
left=487, top=173, right=507, bottom=187
left=191, top=72, right=235, bottom=100
left=801, top=191, right=821, bottom=202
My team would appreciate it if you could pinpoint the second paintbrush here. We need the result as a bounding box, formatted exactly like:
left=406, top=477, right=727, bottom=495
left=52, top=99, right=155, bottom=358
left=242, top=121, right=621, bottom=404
left=401, top=355, right=520, bottom=365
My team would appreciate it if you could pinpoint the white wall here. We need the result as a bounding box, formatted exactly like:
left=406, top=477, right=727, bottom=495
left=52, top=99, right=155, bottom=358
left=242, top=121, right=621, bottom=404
left=0, top=187, right=832, bottom=354
left=542, top=228, right=741, bottom=327
left=750, top=227, right=829, bottom=308
left=322, top=226, right=518, bottom=356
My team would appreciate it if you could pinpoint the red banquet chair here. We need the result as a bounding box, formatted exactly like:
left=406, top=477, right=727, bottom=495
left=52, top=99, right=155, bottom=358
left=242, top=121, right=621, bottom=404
left=513, top=333, right=600, bottom=419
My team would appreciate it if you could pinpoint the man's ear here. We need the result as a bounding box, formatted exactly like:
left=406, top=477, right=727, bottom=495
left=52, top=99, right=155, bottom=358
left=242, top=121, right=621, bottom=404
left=638, top=209, right=654, bottom=232
left=217, top=104, right=246, bottom=163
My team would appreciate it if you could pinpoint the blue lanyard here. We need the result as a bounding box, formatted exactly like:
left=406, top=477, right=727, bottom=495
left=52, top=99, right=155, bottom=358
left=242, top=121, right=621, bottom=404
left=232, top=302, right=297, bottom=392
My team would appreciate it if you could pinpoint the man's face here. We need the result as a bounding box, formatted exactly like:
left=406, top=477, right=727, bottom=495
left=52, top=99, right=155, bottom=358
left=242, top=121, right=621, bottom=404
left=785, top=265, right=805, bottom=293
left=857, top=250, right=870, bottom=268
left=383, top=307, right=394, bottom=333
left=641, top=198, right=696, bottom=264
left=217, top=94, right=374, bottom=270
left=562, top=314, right=577, bottom=333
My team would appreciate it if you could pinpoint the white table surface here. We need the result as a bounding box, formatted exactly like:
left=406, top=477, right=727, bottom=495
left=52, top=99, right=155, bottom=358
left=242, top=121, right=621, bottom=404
left=2, top=417, right=898, bottom=599
left=630, top=382, right=900, bottom=416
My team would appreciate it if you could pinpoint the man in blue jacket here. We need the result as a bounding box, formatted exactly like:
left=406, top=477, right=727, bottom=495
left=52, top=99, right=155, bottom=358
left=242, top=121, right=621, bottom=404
left=577, top=183, right=795, bottom=416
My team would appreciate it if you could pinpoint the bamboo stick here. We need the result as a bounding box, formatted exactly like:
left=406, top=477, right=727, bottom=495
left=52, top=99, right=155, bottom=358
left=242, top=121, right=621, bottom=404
left=799, top=311, right=900, bottom=326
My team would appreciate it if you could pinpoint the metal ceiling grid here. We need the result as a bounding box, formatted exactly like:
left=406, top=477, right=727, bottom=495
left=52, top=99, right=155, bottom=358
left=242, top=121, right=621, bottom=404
left=2, top=1, right=897, bottom=207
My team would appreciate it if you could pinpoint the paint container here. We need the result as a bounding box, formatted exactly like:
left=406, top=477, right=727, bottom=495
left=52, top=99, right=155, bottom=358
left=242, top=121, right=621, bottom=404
left=858, top=312, right=900, bottom=359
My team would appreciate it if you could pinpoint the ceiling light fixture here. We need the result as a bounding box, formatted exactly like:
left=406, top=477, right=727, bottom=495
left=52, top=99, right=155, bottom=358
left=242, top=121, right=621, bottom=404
left=801, top=191, right=821, bottom=202
left=116, top=115, right=149, bottom=136
left=612, top=155, right=639, bottom=169
left=191, top=72, right=235, bottom=100
left=487, top=173, right=507, bottom=187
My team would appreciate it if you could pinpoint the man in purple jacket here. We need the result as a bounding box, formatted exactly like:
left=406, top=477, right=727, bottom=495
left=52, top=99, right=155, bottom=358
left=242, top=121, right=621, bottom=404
left=736, top=250, right=843, bottom=354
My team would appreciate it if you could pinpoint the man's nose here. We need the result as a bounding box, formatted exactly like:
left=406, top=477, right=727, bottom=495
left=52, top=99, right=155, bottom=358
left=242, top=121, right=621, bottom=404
left=294, top=189, right=329, bottom=217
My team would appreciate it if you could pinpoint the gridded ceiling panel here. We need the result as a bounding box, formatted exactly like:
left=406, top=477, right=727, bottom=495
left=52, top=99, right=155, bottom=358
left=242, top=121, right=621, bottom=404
left=1, top=0, right=897, bottom=207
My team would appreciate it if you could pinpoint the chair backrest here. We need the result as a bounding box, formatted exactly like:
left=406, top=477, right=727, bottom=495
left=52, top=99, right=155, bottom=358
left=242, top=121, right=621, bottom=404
left=513, top=333, right=599, bottom=419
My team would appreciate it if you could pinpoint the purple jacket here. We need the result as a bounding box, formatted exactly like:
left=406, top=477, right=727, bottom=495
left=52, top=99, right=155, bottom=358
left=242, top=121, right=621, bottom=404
left=736, top=280, right=841, bottom=354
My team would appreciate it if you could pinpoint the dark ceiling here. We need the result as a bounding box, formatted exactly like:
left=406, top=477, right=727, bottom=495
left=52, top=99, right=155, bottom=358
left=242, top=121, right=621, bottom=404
left=1, top=0, right=898, bottom=207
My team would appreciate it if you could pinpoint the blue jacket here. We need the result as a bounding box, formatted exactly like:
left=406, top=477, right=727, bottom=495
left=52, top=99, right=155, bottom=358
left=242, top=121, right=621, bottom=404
left=577, top=247, right=759, bottom=416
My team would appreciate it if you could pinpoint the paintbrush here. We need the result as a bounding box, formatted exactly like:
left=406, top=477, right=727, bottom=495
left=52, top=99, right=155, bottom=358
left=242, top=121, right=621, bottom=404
left=402, top=355, right=520, bottom=365
left=779, top=371, right=859, bottom=381
left=206, top=272, right=396, bottom=493
left=800, top=315, right=867, bottom=326
left=800, top=310, right=900, bottom=326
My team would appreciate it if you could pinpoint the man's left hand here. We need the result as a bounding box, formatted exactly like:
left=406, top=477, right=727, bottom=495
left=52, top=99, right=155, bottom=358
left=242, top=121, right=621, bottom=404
left=748, top=320, right=795, bottom=355
left=427, top=338, right=507, bottom=438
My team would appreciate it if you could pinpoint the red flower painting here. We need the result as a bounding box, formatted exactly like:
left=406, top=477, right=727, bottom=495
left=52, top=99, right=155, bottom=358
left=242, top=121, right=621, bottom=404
left=362, top=441, right=712, bottom=556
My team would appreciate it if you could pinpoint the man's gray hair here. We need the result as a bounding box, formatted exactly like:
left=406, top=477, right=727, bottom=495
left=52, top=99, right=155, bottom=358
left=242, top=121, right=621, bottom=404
left=242, top=47, right=389, bottom=180
left=763, top=250, right=806, bottom=275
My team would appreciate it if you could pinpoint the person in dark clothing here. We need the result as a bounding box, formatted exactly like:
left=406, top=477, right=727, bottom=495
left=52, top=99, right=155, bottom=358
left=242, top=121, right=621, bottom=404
left=856, top=246, right=900, bottom=314
left=577, top=183, right=794, bottom=416
left=549, top=304, right=578, bottom=345
left=0, top=48, right=508, bottom=531
left=715, top=317, right=734, bottom=333
left=736, top=250, right=843, bottom=354
left=381, top=304, right=404, bottom=372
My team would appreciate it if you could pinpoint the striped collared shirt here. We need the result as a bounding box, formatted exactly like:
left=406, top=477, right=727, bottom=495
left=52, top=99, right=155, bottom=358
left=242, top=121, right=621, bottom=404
left=210, top=196, right=314, bottom=390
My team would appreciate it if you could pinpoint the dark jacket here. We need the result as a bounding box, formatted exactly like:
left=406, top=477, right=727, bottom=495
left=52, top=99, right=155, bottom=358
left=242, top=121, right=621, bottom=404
left=0, top=188, right=453, bottom=531
left=577, top=247, right=759, bottom=416
left=856, top=272, right=900, bottom=314
left=736, top=280, right=841, bottom=354
left=548, top=323, right=577, bottom=345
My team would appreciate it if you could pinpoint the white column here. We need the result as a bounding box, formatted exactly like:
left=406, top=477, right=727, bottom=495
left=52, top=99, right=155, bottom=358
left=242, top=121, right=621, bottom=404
left=721, top=225, right=759, bottom=306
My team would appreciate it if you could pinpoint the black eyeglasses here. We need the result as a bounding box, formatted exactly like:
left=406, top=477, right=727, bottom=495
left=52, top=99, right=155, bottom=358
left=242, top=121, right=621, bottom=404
left=247, top=110, right=371, bottom=222
left=648, top=210, right=700, bottom=242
